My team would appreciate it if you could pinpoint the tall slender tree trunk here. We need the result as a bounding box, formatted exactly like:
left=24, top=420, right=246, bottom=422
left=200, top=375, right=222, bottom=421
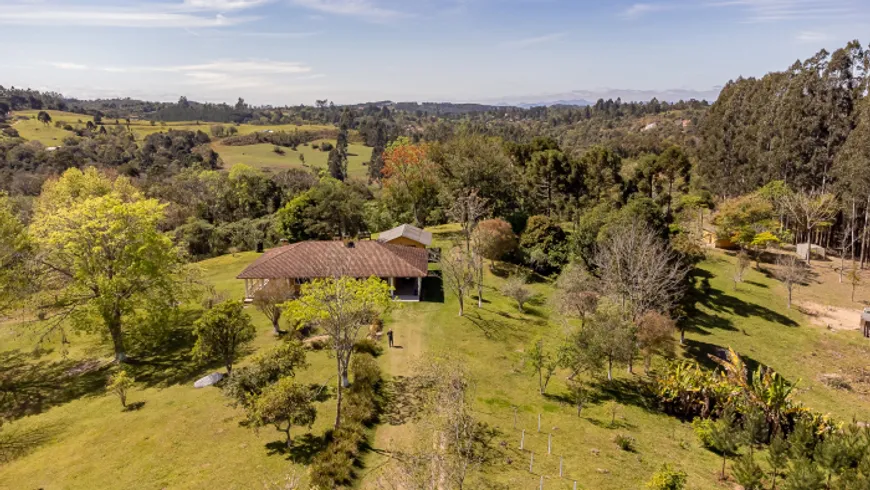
left=335, top=356, right=344, bottom=429
left=862, top=195, right=870, bottom=269
left=607, top=356, right=613, bottom=381
left=476, top=255, right=483, bottom=308
left=106, top=308, right=126, bottom=362
left=840, top=224, right=847, bottom=283
left=851, top=199, right=857, bottom=265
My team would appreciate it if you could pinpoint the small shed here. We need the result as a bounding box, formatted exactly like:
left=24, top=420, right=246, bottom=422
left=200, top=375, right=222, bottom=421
left=861, top=308, right=870, bottom=338
left=377, top=224, right=432, bottom=249
left=797, top=243, right=826, bottom=260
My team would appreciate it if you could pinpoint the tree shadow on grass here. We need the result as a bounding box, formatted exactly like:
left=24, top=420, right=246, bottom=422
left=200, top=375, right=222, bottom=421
left=266, top=432, right=329, bottom=464
left=590, top=378, right=659, bottom=413
left=381, top=375, right=429, bottom=426
left=123, top=401, right=147, bottom=412
left=0, top=421, right=63, bottom=463
left=679, top=269, right=798, bottom=339
left=0, top=350, right=109, bottom=421
left=124, top=309, right=224, bottom=388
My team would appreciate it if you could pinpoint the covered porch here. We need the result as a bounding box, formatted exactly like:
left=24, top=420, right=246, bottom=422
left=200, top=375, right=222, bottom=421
left=388, top=277, right=423, bottom=302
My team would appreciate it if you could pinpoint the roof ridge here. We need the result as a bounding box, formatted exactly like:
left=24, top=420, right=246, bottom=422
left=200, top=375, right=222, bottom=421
left=237, top=242, right=301, bottom=278
left=380, top=242, right=428, bottom=274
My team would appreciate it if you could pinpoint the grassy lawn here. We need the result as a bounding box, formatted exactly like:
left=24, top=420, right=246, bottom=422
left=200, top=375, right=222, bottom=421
left=2, top=233, right=868, bottom=489
left=0, top=252, right=336, bottom=490
left=364, top=233, right=870, bottom=489
left=213, top=140, right=372, bottom=178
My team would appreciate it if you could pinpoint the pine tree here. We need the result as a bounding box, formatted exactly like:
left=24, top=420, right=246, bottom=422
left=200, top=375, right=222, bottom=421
left=815, top=434, right=849, bottom=489
left=733, top=452, right=765, bottom=490
left=368, top=121, right=386, bottom=182
left=710, top=408, right=741, bottom=480
left=783, top=458, right=825, bottom=490
left=789, top=417, right=818, bottom=461
left=742, top=405, right=770, bottom=456
left=767, top=432, right=790, bottom=490
left=328, top=148, right=346, bottom=181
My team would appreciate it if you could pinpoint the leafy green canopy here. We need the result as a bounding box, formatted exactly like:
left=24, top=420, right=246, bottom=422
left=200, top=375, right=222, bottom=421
left=28, top=167, right=189, bottom=361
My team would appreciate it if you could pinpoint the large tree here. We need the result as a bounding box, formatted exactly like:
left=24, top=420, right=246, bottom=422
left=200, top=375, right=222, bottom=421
left=595, top=219, right=689, bottom=320
left=192, top=300, right=256, bottom=374
left=252, top=280, right=296, bottom=335
left=381, top=138, right=439, bottom=226
left=0, top=193, right=30, bottom=316
left=28, top=168, right=188, bottom=361
left=440, top=245, right=476, bottom=317
left=285, top=276, right=391, bottom=428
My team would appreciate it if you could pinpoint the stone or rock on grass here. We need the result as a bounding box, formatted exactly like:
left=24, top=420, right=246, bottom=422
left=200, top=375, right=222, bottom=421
left=194, top=372, right=225, bottom=388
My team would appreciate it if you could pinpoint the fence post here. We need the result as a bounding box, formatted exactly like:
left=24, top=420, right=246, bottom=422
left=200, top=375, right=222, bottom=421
left=548, top=433, right=552, bottom=455
left=573, top=481, right=577, bottom=490
left=539, top=475, right=544, bottom=490
left=514, top=406, right=518, bottom=429
left=560, top=456, right=563, bottom=477
left=520, top=429, right=525, bottom=450
left=530, top=452, right=534, bottom=473
left=538, top=413, right=541, bottom=432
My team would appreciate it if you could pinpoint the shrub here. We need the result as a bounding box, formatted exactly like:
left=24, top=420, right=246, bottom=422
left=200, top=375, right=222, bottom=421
left=353, top=338, right=383, bottom=358
left=308, top=353, right=382, bottom=488
left=615, top=433, right=636, bottom=452
left=692, top=418, right=716, bottom=449
left=646, top=464, right=687, bottom=490
left=273, top=145, right=285, bottom=155
left=320, top=141, right=334, bottom=152
left=107, top=370, right=135, bottom=410
left=307, top=337, right=327, bottom=350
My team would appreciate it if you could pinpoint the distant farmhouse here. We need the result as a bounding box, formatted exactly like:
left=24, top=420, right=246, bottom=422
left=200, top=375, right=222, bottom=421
left=238, top=224, right=431, bottom=302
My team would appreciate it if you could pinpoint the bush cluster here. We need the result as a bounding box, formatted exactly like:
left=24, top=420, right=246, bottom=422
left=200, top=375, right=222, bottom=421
left=309, top=354, right=382, bottom=489
left=353, top=338, right=383, bottom=357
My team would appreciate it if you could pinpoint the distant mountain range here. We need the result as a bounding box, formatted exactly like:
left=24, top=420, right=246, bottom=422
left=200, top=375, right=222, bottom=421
left=514, top=99, right=593, bottom=108
left=486, top=87, right=723, bottom=108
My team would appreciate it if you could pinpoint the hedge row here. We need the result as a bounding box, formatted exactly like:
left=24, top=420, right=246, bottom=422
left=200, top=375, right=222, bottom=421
left=309, top=353, right=382, bottom=489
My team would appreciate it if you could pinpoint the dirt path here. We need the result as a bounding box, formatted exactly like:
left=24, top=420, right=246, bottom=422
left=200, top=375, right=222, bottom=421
left=363, top=303, right=439, bottom=484
left=798, top=301, right=863, bottom=331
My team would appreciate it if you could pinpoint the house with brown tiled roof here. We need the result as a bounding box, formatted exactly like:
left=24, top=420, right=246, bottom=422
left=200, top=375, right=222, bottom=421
left=237, top=239, right=429, bottom=302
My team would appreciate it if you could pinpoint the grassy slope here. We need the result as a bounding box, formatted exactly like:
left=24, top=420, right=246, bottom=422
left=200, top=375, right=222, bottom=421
left=2, top=233, right=868, bottom=489
left=10, top=110, right=332, bottom=146
left=365, top=231, right=870, bottom=489
left=213, top=140, right=372, bottom=178
left=0, top=252, right=336, bottom=490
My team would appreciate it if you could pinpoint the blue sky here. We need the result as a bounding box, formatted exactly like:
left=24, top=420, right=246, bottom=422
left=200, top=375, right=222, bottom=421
left=1, top=0, right=868, bottom=105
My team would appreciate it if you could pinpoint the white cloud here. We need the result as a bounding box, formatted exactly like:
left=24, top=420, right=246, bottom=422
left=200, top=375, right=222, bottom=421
left=0, top=1, right=261, bottom=27
left=181, top=0, right=273, bottom=10
left=289, top=0, right=406, bottom=22
left=42, top=58, right=323, bottom=102
left=795, top=31, right=829, bottom=43
left=50, top=62, right=89, bottom=70
left=500, top=32, right=567, bottom=49
left=97, top=60, right=313, bottom=75
left=622, top=3, right=672, bottom=18
left=710, top=0, right=857, bottom=22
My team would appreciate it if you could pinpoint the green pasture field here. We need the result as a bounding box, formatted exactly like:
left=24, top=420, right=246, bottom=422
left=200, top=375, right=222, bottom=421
left=1, top=228, right=868, bottom=489
left=213, top=140, right=372, bottom=178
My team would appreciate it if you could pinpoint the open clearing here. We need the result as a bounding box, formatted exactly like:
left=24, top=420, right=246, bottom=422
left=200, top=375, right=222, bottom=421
left=2, top=229, right=869, bottom=489
left=213, top=140, right=372, bottom=178
left=10, top=110, right=333, bottom=146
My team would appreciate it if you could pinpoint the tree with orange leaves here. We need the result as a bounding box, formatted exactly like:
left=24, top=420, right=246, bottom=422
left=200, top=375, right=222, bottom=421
left=382, top=137, right=440, bottom=226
